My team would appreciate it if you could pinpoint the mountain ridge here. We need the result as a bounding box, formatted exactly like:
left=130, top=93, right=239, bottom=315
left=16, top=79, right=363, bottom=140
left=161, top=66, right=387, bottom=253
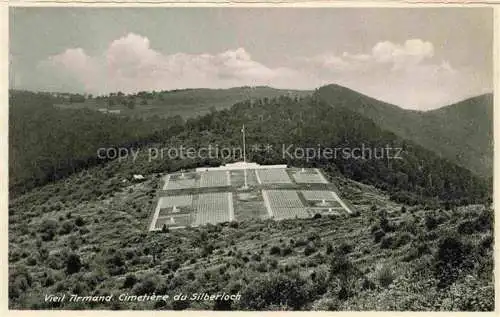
left=316, top=84, right=493, bottom=177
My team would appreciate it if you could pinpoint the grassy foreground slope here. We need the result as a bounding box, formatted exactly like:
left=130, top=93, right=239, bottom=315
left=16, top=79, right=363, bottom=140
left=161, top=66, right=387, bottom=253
left=8, top=163, right=493, bottom=310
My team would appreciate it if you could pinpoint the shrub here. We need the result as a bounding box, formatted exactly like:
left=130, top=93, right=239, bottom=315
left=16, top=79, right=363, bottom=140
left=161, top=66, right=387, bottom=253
left=59, top=221, right=76, bottom=235
left=433, top=235, right=472, bottom=288
left=256, top=262, right=267, bottom=272
left=337, top=242, right=353, bottom=255
left=74, top=216, right=85, bottom=227
left=26, top=256, right=37, bottom=266
left=269, top=245, right=281, bottom=256
left=42, top=273, right=56, bottom=287
left=435, top=235, right=468, bottom=266
left=350, top=210, right=361, bottom=217
left=122, top=274, right=137, bottom=288
left=457, top=220, right=475, bottom=235
left=304, top=243, right=317, bottom=256
left=9, top=266, right=33, bottom=300
left=250, top=253, right=262, bottom=262
left=424, top=214, right=438, bottom=231
left=479, top=234, right=493, bottom=256
left=477, top=209, right=493, bottom=231
left=307, top=233, right=321, bottom=242
left=376, top=265, right=395, bottom=288
left=370, top=224, right=381, bottom=234
left=239, top=272, right=311, bottom=310
left=132, top=276, right=157, bottom=295
left=380, top=235, right=394, bottom=249
left=40, top=219, right=58, bottom=241
left=65, top=253, right=82, bottom=275
left=373, top=230, right=385, bottom=243
left=398, top=219, right=418, bottom=235
left=202, top=244, right=214, bottom=257
left=325, top=243, right=333, bottom=255
left=457, top=210, right=493, bottom=235
left=161, top=224, right=169, bottom=233
left=293, top=239, right=308, bottom=248
left=281, top=246, right=293, bottom=256
left=361, top=277, right=376, bottom=290
left=107, top=253, right=125, bottom=268
left=309, top=268, right=329, bottom=296
left=379, top=212, right=393, bottom=232
left=393, top=232, right=412, bottom=248
left=269, top=259, right=278, bottom=269
left=403, top=241, right=430, bottom=261
left=337, top=284, right=352, bottom=300
left=329, top=254, right=358, bottom=280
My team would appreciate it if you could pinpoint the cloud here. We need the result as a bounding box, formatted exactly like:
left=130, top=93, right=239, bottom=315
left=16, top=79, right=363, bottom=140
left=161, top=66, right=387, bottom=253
left=42, top=33, right=297, bottom=94
left=38, top=34, right=490, bottom=110
left=45, top=48, right=100, bottom=91
left=371, top=39, right=434, bottom=68
left=300, top=39, right=439, bottom=73
left=292, top=38, right=490, bottom=109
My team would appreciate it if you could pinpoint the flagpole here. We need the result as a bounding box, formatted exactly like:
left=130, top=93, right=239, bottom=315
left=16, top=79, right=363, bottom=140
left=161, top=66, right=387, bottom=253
left=242, top=124, right=246, bottom=163
left=242, top=124, right=248, bottom=189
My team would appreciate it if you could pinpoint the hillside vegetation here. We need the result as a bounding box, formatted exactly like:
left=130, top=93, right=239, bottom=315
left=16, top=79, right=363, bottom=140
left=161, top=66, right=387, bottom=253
left=8, top=87, right=493, bottom=311
left=8, top=165, right=493, bottom=310
left=53, top=87, right=312, bottom=119
left=174, top=95, right=490, bottom=207
left=317, top=85, right=493, bottom=177
left=9, top=91, right=491, bottom=207
left=9, top=91, right=184, bottom=195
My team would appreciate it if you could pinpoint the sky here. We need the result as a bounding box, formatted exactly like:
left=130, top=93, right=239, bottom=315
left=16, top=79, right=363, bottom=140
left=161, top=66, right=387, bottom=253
left=9, top=7, right=493, bottom=110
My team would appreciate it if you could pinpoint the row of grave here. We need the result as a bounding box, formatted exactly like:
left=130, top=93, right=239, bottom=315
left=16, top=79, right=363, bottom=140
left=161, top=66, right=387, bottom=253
left=162, top=168, right=328, bottom=190
left=149, top=189, right=352, bottom=231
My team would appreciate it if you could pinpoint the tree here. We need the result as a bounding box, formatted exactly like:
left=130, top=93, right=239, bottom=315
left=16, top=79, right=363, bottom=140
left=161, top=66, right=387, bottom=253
left=66, top=253, right=82, bottom=275
left=161, top=224, right=169, bottom=233
left=434, top=235, right=472, bottom=288
left=126, top=100, right=135, bottom=110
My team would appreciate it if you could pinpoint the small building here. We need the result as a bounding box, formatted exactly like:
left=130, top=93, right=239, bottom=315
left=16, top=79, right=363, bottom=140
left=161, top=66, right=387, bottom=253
left=133, top=174, right=145, bottom=182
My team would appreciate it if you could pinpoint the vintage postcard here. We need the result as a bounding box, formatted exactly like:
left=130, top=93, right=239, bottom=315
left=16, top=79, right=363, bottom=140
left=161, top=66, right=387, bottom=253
left=6, top=6, right=494, bottom=312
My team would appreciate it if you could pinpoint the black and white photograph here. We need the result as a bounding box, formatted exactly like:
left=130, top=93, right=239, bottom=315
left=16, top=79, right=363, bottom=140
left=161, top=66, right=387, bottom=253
left=7, top=7, right=494, bottom=311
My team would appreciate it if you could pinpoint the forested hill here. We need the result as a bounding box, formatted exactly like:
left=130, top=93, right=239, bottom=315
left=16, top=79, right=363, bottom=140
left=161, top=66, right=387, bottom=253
left=316, top=85, right=493, bottom=178
left=9, top=91, right=185, bottom=195
left=174, top=95, right=490, bottom=206
left=9, top=90, right=491, bottom=207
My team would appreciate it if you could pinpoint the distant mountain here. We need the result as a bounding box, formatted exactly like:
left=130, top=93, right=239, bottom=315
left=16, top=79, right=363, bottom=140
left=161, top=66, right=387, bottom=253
left=53, top=86, right=312, bottom=119
left=316, top=84, right=493, bottom=177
